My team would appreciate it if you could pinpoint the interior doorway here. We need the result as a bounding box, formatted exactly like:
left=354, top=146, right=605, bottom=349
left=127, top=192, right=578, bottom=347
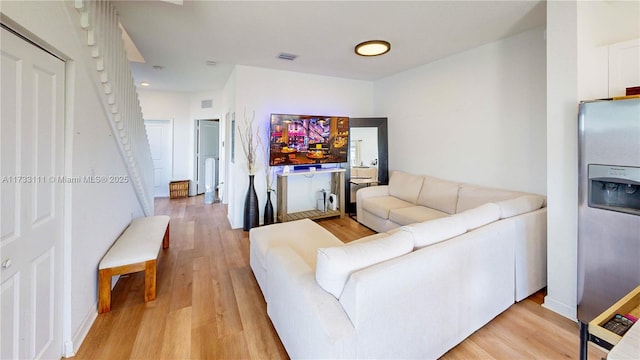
left=194, top=119, right=220, bottom=201
left=144, top=120, right=173, bottom=197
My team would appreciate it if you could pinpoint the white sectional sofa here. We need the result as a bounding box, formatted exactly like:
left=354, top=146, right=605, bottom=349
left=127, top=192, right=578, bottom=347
left=249, top=171, right=547, bottom=359
left=357, top=170, right=543, bottom=233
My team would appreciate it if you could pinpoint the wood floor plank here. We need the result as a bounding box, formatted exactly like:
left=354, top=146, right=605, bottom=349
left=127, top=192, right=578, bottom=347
left=191, top=256, right=217, bottom=329
left=160, top=306, right=192, bottom=359
left=191, top=324, right=250, bottom=360
left=210, top=247, right=245, bottom=338
left=73, top=195, right=606, bottom=360
left=229, top=267, right=288, bottom=359
left=129, top=296, right=170, bottom=360
left=168, top=251, right=193, bottom=312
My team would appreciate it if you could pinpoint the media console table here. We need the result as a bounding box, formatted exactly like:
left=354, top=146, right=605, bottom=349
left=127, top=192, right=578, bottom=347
left=276, top=168, right=345, bottom=222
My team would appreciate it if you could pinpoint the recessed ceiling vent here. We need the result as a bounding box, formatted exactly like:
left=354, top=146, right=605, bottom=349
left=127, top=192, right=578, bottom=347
left=277, top=53, right=298, bottom=61
left=201, top=99, right=213, bottom=109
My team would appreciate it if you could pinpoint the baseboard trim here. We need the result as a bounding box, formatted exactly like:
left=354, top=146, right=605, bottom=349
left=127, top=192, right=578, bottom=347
left=542, top=295, right=577, bottom=321
left=66, top=304, right=98, bottom=357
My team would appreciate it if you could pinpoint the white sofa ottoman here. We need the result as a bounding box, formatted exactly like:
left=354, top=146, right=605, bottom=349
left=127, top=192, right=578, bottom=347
left=249, top=219, right=343, bottom=298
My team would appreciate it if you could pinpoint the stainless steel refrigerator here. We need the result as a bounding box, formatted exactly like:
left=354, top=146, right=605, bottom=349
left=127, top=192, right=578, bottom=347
left=577, top=98, right=640, bottom=352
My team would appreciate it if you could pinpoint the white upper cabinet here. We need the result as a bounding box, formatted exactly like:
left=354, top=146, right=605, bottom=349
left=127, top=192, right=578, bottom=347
left=609, top=38, right=640, bottom=97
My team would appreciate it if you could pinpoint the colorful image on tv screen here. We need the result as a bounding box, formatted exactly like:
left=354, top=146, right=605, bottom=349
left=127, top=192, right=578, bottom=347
left=269, top=114, right=349, bottom=166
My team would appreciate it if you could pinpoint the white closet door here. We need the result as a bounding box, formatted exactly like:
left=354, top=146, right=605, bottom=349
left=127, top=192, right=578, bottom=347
left=1, top=27, right=65, bottom=359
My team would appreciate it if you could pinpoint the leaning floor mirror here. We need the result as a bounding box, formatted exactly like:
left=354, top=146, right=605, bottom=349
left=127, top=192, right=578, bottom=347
left=346, top=117, right=388, bottom=216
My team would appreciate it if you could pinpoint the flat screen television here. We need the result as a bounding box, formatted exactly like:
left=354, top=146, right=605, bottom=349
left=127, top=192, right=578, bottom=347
left=269, top=114, right=349, bottom=166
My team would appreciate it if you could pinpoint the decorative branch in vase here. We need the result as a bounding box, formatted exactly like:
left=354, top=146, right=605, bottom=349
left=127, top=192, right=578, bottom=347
left=238, top=110, right=260, bottom=230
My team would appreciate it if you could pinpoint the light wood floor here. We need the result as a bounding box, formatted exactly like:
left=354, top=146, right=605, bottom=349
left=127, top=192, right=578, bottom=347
left=75, top=195, right=606, bottom=359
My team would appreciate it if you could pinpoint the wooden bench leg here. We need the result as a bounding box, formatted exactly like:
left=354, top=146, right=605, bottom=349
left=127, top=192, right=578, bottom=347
left=163, top=223, right=170, bottom=249
left=144, top=260, right=157, bottom=302
left=98, top=268, right=112, bottom=313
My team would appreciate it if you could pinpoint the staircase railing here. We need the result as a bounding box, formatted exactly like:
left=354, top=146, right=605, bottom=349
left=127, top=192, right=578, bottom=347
left=74, top=0, right=154, bottom=216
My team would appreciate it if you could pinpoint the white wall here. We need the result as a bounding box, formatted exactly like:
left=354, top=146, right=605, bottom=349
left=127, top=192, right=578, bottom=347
left=544, top=0, right=640, bottom=320
left=374, top=27, right=547, bottom=195
left=138, top=90, right=225, bottom=196
left=138, top=90, right=192, bottom=185
left=1, top=1, right=145, bottom=355
left=544, top=0, right=579, bottom=320
left=226, top=65, right=374, bottom=228
left=190, top=91, right=225, bottom=196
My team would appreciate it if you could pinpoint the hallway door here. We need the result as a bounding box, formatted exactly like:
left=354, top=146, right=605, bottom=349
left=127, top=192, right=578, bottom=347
left=145, top=120, right=173, bottom=197
left=195, top=120, right=219, bottom=195
left=1, top=26, right=64, bottom=359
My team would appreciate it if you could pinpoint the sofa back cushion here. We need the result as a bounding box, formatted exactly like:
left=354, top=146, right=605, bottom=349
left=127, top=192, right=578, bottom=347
left=404, top=216, right=467, bottom=249
left=456, top=184, right=527, bottom=213
left=416, top=175, right=460, bottom=214
left=496, top=195, right=545, bottom=218
left=388, top=171, right=424, bottom=204
left=315, top=229, right=414, bottom=298
left=452, top=203, right=501, bottom=231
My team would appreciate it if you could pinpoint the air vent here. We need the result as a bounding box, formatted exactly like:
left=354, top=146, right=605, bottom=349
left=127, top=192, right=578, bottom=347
left=201, top=99, right=213, bottom=109
left=277, top=53, right=298, bottom=61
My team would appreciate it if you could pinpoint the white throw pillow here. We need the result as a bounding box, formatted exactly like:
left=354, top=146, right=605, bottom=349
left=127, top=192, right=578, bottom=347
left=452, top=203, right=501, bottom=230
left=496, top=195, right=544, bottom=219
left=315, top=229, right=414, bottom=298
left=405, top=216, right=467, bottom=249
left=347, top=232, right=389, bottom=245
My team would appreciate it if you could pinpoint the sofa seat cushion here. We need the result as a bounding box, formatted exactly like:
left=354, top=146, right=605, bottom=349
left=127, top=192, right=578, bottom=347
left=250, top=219, right=343, bottom=297
left=388, top=206, right=449, bottom=226
left=388, top=171, right=424, bottom=204
left=251, top=219, right=342, bottom=268
left=416, top=176, right=460, bottom=214
left=362, top=196, right=414, bottom=220
left=315, top=229, right=414, bottom=298
left=496, top=195, right=545, bottom=218
left=404, top=216, right=467, bottom=249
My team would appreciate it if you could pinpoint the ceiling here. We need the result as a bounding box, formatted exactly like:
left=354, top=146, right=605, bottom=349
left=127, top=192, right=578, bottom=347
left=113, top=0, right=546, bottom=93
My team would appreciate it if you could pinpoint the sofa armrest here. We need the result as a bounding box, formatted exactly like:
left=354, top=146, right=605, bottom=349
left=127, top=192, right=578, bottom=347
left=356, top=185, right=389, bottom=218
left=356, top=184, right=389, bottom=202
left=266, top=247, right=356, bottom=359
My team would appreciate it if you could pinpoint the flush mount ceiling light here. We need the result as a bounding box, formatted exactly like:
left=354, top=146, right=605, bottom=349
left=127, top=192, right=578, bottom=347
left=355, top=40, right=391, bottom=57
left=140, top=82, right=150, bottom=87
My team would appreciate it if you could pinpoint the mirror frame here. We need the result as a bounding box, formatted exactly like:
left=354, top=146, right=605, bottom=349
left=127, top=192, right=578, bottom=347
left=345, top=117, right=389, bottom=213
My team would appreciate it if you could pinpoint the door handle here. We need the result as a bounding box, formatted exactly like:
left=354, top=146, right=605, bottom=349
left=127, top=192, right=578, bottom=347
left=1, top=259, right=12, bottom=270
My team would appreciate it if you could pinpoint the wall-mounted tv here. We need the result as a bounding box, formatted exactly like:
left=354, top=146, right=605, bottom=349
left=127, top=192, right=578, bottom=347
left=269, top=114, right=349, bottom=166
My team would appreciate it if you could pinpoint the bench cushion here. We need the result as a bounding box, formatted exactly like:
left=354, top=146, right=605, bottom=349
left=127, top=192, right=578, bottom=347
left=99, top=215, right=170, bottom=269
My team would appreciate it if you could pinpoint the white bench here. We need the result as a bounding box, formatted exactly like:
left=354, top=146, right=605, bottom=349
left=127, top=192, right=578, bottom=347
left=98, top=215, right=170, bottom=313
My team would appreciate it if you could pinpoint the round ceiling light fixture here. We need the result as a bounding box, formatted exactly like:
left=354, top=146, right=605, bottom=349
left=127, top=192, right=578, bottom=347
left=355, top=40, right=391, bottom=57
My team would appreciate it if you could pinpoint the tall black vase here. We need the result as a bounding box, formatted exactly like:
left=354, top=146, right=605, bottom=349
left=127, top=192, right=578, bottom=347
left=264, top=190, right=274, bottom=225
left=243, top=175, right=259, bottom=231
